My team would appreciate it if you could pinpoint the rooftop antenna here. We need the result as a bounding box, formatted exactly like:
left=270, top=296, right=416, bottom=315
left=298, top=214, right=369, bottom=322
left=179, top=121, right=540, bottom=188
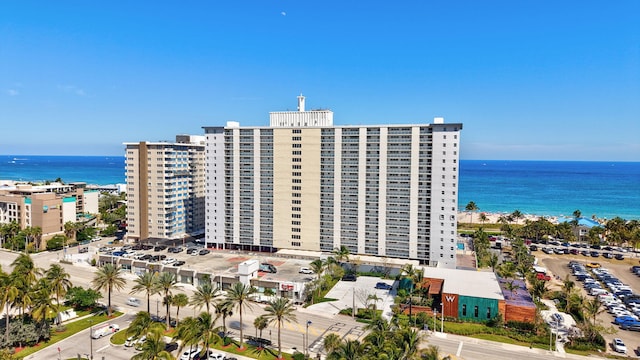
left=297, top=93, right=305, bottom=112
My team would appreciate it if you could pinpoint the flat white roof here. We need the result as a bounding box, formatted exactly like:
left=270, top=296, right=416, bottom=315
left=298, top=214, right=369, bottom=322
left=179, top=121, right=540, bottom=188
left=421, top=267, right=504, bottom=301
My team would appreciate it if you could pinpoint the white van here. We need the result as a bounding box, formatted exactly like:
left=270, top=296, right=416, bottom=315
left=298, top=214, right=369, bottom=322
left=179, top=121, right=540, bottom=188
left=91, top=324, right=119, bottom=339
left=126, top=297, right=141, bottom=307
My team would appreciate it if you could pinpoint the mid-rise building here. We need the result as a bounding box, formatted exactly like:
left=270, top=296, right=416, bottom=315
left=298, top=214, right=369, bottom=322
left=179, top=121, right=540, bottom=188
left=0, top=182, right=99, bottom=249
left=124, top=135, right=206, bottom=242
left=204, top=96, right=462, bottom=268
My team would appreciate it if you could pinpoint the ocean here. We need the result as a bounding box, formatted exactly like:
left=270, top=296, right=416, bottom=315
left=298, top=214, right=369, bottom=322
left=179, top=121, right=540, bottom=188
left=1, top=156, right=638, bottom=220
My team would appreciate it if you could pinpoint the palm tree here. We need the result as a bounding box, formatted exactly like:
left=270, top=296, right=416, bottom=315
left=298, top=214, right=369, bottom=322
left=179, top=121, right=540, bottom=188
left=191, top=277, right=220, bottom=314
left=511, top=210, right=523, bottom=225
left=131, top=272, right=159, bottom=314
left=465, top=201, right=478, bottom=225
left=419, top=345, right=452, bottom=360
left=46, top=264, right=72, bottom=320
left=10, top=254, right=41, bottom=321
left=323, top=333, right=342, bottom=355
left=253, top=315, right=269, bottom=338
left=131, top=326, right=174, bottom=360
left=156, top=272, right=180, bottom=328
left=332, top=246, right=351, bottom=271
left=91, top=263, right=127, bottom=316
left=172, top=293, right=189, bottom=326
left=479, top=213, right=488, bottom=225
left=214, top=299, right=234, bottom=335
left=127, top=311, right=156, bottom=339
left=31, top=278, right=57, bottom=324
left=328, top=339, right=364, bottom=360
left=174, top=312, right=221, bottom=358
left=487, top=253, right=499, bottom=272
left=583, top=297, right=604, bottom=326
left=530, top=279, right=548, bottom=302
left=366, top=294, right=381, bottom=316
left=0, top=268, right=18, bottom=343
left=264, top=297, right=298, bottom=358
left=309, top=259, right=325, bottom=278
left=226, top=282, right=257, bottom=349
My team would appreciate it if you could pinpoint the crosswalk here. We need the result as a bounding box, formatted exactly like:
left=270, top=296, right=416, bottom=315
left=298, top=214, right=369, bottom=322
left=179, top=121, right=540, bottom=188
left=279, top=321, right=368, bottom=355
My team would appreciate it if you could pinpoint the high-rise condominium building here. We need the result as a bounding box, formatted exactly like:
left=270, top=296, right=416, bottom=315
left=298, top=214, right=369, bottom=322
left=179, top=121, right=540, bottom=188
left=124, top=135, right=206, bottom=242
left=204, top=96, right=462, bottom=268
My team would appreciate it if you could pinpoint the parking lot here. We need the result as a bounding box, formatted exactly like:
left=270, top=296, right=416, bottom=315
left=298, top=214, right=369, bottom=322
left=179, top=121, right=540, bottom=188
left=540, top=253, right=640, bottom=356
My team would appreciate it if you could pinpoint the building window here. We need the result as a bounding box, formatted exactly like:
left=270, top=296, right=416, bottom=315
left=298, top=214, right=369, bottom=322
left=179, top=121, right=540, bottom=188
left=291, top=241, right=301, bottom=246
left=292, top=129, right=302, bottom=134
left=487, top=307, right=491, bottom=319
left=462, top=304, right=467, bottom=316
left=474, top=306, right=479, bottom=317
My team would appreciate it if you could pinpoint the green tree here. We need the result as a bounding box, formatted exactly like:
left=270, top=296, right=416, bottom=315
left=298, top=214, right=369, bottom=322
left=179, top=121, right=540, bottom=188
left=45, top=264, right=72, bottom=320
left=487, top=253, right=499, bottom=272
left=191, top=276, right=220, bottom=314
left=323, top=333, right=342, bottom=355
left=173, top=312, right=221, bottom=358
left=156, top=272, right=180, bottom=328
left=253, top=315, right=269, bottom=339
left=131, top=326, right=173, bottom=360
left=214, top=299, right=234, bottom=335
left=172, top=293, right=189, bottom=326
left=465, top=201, right=478, bottom=225
left=64, top=286, right=102, bottom=309
left=0, top=267, right=19, bottom=343
left=91, top=263, right=126, bottom=316
left=264, top=297, right=298, bottom=358
left=511, top=210, right=523, bottom=225
left=226, top=282, right=256, bottom=349
left=327, top=339, right=364, bottom=360
left=131, top=272, right=159, bottom=314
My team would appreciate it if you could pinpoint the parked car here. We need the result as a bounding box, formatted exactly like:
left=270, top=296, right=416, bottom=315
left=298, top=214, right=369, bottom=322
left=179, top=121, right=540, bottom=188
left=180, top=347, right=203, bottom=360
left=615, top=254, right=625, bottom=260
left=612, top=338, right=627, bottom=354
left=79, top=246, right=89, bottom=253
left=154, top=245, right=167, bottom=251
left=586, top=262, right=601, bottom=268
left=198, top=249, right=210, bottom=255
left=299, top=267, right=314, bottom=274
left=173, top=260, right=186, bottom=267
left=259, top=263, right=277, bottom=273
left=375, top=282, right=392, bottom=290
left=342, top=274, right=357, bottom=281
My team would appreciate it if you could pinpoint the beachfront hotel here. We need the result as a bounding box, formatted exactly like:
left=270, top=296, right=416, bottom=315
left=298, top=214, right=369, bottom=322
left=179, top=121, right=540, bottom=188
left=203, top=95, right=463, bottom=268
left=123, top=135, right=206, bottom=242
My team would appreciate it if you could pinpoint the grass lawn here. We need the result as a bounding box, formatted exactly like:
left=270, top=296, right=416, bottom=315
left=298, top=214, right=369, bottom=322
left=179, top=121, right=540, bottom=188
left=15, top=312, right=123, bottom=359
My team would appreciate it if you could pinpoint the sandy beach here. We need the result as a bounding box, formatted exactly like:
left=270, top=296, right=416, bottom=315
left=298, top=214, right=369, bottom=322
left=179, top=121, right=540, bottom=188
left=457, top=211, right=560, bottom=225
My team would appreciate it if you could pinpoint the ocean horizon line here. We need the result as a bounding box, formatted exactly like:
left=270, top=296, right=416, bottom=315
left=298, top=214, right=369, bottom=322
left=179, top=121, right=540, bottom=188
left=2, top=154, right=640, bottom=163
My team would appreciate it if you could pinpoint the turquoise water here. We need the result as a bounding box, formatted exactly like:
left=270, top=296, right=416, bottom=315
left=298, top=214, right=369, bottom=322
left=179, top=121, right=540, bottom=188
left=1, top=156, right=638, bottom=220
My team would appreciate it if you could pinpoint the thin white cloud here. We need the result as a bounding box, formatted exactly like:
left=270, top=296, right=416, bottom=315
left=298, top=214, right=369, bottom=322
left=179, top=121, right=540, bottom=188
left=281, top=11, right=286, bottom=16
left=6, top=89, right=19, bottom=96
left=58, top=85, right=86, bottom=96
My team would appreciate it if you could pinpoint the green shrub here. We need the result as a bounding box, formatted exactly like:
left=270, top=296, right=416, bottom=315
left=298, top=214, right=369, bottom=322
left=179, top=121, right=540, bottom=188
left=46, top=235, right=66, bottom=251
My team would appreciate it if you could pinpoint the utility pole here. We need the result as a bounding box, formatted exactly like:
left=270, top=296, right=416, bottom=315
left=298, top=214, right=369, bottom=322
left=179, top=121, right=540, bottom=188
left=440, top=302, right=444, bottom=333
left=352, top=287, right=355, bottom=319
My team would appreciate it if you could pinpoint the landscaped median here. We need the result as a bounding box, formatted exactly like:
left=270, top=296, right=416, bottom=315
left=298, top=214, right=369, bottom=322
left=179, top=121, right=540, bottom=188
left=15, top=312, right=123, bottom=359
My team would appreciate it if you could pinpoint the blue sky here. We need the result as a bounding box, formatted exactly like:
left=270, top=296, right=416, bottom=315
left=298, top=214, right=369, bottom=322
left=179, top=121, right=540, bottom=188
left=1, top=1, right=639, bottom=160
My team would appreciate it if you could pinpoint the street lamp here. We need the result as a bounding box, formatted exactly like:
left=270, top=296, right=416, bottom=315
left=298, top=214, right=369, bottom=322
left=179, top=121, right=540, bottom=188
left=433, top=309, right=436, bottom=333
left=440, top=302, right=444, bottom=333
left=306, top=320, right=312, bottom=357
left=156, top=299, right=159, bottom=319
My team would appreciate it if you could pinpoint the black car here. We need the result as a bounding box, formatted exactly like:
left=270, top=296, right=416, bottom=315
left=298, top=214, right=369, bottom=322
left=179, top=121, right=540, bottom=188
left=142, top=244, right=154, bottom=250
left=615, top=254, right=624, bottom=260
left=154, top=245, right=167, bottom=251
left=375, top=282, right=392, bottom=290
left=198, top=249, right=210, bottom=255
left=173, top=260, right=185, bottom=266
left=151, top=255, right=166, bottom=262
left=342, top=274, right=357, bottom=281
left=590, top=251, right=600, bottom=257
left=131, top=243, right=143, bottom=250
left=167, top=247, right=183, bottom=253
left=529, top=245, right=538, bottom=251
left=139, top=254, right=153, bottom=261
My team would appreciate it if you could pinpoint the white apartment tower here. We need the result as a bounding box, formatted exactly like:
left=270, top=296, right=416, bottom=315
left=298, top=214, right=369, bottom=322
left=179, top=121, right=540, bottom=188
left=124, top=135, right=206, bottom=242
left=204, top=96, right=462, bottom=268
